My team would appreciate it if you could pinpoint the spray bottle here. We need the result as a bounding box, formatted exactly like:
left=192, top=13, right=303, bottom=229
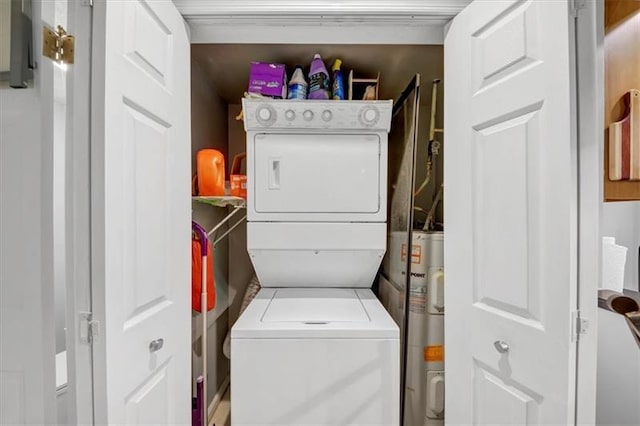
left=308, top=54, right=330, bottom=100
left=331, top=59, right=345, bottom=100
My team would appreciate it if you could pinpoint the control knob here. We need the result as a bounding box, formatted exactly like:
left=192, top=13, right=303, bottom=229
left=360, top=106, right=379, bottom=126
left=285, top=109, right=296, bottom=121
left=303, top=110, right=314, bottom=121
left=256, top=104, right=276, bottom=126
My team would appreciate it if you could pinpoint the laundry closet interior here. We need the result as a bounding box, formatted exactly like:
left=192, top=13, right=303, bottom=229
left=188, top=37, right=445, bottom=424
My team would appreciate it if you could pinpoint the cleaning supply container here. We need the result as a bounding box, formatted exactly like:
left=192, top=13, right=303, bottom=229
left=332, top=59, right=345, bottom=100
left=287, top=65, right=308, bottom=100
left=248, top=62, right=288, bottom=99
left=230, top=153, right=247, bottom=198
left=195, top=149, right=225, bottom=196
left=308, top=54, right=330, bottom=100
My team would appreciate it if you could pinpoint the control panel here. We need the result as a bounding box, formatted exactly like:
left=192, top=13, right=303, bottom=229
left=243, top=99, right=393, bottom=132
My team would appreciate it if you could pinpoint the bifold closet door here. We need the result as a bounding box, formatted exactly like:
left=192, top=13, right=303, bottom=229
left=445, top=0, right=581, bottom=425
left=90, top=0, right=191, bottom=423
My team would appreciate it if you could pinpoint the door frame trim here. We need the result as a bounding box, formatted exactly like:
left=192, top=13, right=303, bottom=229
left=574, top=2, right=603, bottom=424
left=71, top=1, right=601, bottom=424
left=65, top=0, right=95, bottom=424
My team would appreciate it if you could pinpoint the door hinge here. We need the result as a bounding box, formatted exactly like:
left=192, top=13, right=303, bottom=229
left=570, top=0, right=586, bottom=18
left=82, top=0, right=93, bottom=6
left=572, top=310, right=588, bottom=341
left=42, top=25, right=74, bottom=65
left=79, top=312, right=100, bottom=344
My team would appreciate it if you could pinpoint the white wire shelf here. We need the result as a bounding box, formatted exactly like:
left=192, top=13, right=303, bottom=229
left=192, top=196, right=246, bottom=208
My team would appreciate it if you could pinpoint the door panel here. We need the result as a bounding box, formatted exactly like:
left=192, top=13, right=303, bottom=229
left=92, top=0, right=191, bottom=423
left=445, top=0, right=577, bottom=424
left=253, top=133, right=381, bottom=214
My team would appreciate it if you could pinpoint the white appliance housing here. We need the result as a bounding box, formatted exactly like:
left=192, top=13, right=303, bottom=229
left=232, top=288, right=400, bottom=425
left=243, top=98, right=392, bottom=288
left=232, top=99, right=399, bottom=425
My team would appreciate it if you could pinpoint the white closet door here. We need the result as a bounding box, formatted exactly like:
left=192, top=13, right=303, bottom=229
left=91, top=0, right=191, bottom=423
left=444, top=0, right=579, bottom=424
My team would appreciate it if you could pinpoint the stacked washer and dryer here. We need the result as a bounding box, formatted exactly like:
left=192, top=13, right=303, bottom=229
left=231, top=99, right=400, bottom=425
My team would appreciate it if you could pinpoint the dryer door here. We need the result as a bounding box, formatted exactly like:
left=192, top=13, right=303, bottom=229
left=249, top=132, right=385, bottom=221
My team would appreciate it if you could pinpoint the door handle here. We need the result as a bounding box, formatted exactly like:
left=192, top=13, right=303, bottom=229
left=428, top=374, right=445, bottom=418
left=268, top=157, right=280, bottom=190
left=149, top=338, right=164, bottom=352
left=494, top=340, right=509, bottom=353
left=432, top=270, right=445, bottom=312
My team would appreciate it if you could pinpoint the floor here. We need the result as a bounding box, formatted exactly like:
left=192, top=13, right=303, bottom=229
left=210, top=387, right=230, bottom=426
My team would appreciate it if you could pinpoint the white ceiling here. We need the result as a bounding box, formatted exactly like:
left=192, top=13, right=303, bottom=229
left=192, top=44, right=444, bottom=105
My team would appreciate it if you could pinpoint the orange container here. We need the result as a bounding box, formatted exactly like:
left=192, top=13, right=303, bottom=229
left=230, top=153, right=247, bottom=198
left=195, top=149, right=225, bottom=196
left=191, top=236, right=215, bottom=312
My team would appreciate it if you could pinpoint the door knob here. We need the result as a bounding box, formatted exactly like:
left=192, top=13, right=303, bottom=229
left=149, top=338, right=164, bottom=352
left=494, top=340, right=509, bottom=353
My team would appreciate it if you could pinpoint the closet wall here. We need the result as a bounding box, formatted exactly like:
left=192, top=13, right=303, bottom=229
left=190, top=59, right=231, bottom=407
left=227, top=105, right=254, bottom=325
left=412, top=51, right=444, bottom=228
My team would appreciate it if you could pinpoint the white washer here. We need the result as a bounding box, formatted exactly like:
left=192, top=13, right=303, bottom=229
left=232, top=288, right=399, bottom=425
left=233, top=99, right=399, bottom=425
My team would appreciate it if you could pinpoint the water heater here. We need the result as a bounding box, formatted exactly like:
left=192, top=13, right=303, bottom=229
left=402, top=231, right=445, bottom=426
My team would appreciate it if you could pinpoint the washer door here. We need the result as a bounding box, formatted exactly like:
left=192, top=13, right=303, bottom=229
left=252, top=133, right=381, bottom=215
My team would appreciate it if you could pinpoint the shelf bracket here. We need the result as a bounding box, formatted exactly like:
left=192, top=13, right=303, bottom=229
left=206, top=205, right=244, bottom=239
left=213, top=214, right=247, bottom=247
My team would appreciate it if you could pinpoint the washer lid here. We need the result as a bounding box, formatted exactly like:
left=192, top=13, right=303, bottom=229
left=231, top=288, right=399, bottom=339
left=262, top=288, right=369, bottom=323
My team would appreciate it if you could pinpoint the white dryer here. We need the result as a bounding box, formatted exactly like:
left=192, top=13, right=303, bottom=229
left=232, top=99, right=399, bottom=426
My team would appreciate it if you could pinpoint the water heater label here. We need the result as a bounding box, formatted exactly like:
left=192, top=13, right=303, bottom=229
left=409, top=287, right=427, bottom=314
left=424, top=345, right=444, bottom=362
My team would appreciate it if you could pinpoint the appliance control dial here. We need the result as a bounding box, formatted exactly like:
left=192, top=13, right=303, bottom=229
left=321, top=110, right=333, bottom=122
left=285, top=109, right=296, bottom=121
left=256, top=104, right=276, bottom=126
left=360, top=106, right=380, bottom=126
left=303, top=110, right=314, bottom=121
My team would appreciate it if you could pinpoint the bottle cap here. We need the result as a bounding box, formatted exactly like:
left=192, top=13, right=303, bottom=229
left=332, top=59, right=342, bottom=71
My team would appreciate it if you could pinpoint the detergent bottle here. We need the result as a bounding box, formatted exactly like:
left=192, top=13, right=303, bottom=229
left=287, top=65, right=308, bottom=100
left=308, top=54, right=330, bottom=100
left=331, top=59, right=345, bottom=100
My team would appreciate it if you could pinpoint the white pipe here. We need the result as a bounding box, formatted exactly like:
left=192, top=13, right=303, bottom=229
left=423, top=184, right=444, bottom=231
left=415, top=79, right=441, bottom=198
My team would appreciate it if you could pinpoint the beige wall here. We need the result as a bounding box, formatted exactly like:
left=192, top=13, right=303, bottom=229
left=190, top=59, right=230, bottom=406
left=0, top=0, right=10, bottom=73
left=227, top=104, right=254, bottom=325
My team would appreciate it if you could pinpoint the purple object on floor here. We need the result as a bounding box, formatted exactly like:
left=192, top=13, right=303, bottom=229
left=248, top=62, right=287, bottom=98
left=192, top=375, right=204, bottom=426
